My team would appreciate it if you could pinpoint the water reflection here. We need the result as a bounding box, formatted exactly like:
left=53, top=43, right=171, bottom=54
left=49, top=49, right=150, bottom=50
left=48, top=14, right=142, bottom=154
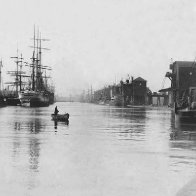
left=14, top=122, right=21, bottom=131
left=170, top=119, right=196, bottom=142
left=28, top=119, right=42, bottom=134
left=10, top=109, right=45, bottom=191
left=29, top=137, right=40, bottom=171
left=168, top=113, right=196, bottom=177
left=108, top=106, right=146, bottom=120
left=170, top=124, right=196, bottom=151
left=54, top=120, right=57, bottom=130
left=27, top=119, right=41, bottom=173
left=3, top=103, right=196, bottom=196
left=27, top=134, right=40, bottom=190
left=104, top=107, right=147, bottom=141
left=13, top=118, right=42, bottom=171
left=54, top=120, right=69, bottom=130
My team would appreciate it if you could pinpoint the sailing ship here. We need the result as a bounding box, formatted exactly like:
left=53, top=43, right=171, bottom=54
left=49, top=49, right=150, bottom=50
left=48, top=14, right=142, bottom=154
left=5, top=52, right=26, bottom=106
left=19, top=27, right=54, bottom=107
left=166, top=61, right=196, bottom=122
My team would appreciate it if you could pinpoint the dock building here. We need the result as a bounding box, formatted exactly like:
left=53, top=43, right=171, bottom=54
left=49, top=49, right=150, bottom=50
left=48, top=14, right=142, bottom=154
left=93, top=76, right=151, bottom=106
left=165, top=61, right=196, bottom=108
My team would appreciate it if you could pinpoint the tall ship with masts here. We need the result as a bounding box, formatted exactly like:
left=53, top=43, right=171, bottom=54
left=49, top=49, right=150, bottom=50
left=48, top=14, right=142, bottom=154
left=19, top=27, right=54, bottom=107
left=5, top=51, right=27, bottom=106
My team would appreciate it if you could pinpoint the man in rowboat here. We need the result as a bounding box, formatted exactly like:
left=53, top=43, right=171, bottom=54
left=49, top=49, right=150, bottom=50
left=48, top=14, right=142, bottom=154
left=54, top=106, right=59, bottom=115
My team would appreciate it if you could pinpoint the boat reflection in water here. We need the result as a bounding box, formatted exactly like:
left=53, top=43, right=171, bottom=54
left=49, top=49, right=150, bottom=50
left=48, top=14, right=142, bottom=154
left=13, top=118, right=42, bottom=169
left=12, top=116, right=43, bottom=190
left=170, top=120, right=196, bottom=141
left=54, top=120, right=69, bottom=130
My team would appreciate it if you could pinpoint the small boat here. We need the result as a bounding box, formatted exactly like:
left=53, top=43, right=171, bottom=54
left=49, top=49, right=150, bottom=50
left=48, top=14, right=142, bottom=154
left=175, top=102, right=196, bottom=123
left=51, top=113, right=69, bottom=121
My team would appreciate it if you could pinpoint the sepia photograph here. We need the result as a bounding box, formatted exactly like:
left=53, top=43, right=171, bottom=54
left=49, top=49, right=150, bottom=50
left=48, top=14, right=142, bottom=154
left=0, top=0, right=196, bottom=195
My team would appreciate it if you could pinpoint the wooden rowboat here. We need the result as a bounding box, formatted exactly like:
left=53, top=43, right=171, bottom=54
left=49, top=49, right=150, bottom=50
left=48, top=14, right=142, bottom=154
left=51, top=113, right=69, bottom=121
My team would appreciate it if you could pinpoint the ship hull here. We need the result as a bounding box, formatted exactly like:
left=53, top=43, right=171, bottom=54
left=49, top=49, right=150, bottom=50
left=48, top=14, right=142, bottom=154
left=48, top=92, right=55, bottom=104
left=19, top=90, right=49, bottom=107
left=6, top=98, right=21, bottom=106
left=30, top=97, right=49, bottom=107
left=109, top=95, right=125, bottom=106
left=175, top=109, right=196, bottom=123
left=0, top=97, right=7, bottom=107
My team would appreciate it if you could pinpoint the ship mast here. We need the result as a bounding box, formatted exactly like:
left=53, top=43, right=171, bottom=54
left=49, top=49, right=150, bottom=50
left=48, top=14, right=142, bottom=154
left=10, top=49, right=19, bottom=93
left=32, top=25, right=36, bottom=91
left=36, top=30, right=50, bottom=91
left=36, top=28, right=39, bottom=91
left=30, top=26, right=51, bottom=92
left=8, top=48, right=29, bottom=93
left=19, top=54, right=24, bottom=91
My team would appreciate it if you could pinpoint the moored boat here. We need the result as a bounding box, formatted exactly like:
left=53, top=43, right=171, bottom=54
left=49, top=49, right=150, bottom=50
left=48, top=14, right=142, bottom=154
left=174, top=89, right=196, bottom=123
left=18, top=27, right=54, bottom=107
left=0, top=97, right=6, bottom=107
left=6, top=97, right=20, bottom=106
left=175, top=109, right=196, bottom=123
left=19, top=90, right=49, bottom=107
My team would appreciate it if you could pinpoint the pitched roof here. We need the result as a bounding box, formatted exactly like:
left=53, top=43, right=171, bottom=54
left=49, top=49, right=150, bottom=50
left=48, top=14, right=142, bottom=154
left=133, top=77, right=146, bottom=82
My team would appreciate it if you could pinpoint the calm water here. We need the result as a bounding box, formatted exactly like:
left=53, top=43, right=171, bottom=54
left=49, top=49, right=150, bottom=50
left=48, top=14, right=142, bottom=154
left=0, top=102, right=196, bottom=196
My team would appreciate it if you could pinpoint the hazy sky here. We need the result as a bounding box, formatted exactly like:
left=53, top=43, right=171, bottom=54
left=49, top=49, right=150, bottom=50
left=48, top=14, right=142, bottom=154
left=1, top=0, right=196, bottom=96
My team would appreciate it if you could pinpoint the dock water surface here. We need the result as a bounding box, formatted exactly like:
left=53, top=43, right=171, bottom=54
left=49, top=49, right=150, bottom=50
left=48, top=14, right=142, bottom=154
left=0, top=102, right=195, bottom=196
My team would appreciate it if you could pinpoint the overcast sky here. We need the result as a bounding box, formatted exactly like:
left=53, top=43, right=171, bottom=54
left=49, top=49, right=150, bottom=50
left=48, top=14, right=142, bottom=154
left=1, top=0, right=196, bottom=96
